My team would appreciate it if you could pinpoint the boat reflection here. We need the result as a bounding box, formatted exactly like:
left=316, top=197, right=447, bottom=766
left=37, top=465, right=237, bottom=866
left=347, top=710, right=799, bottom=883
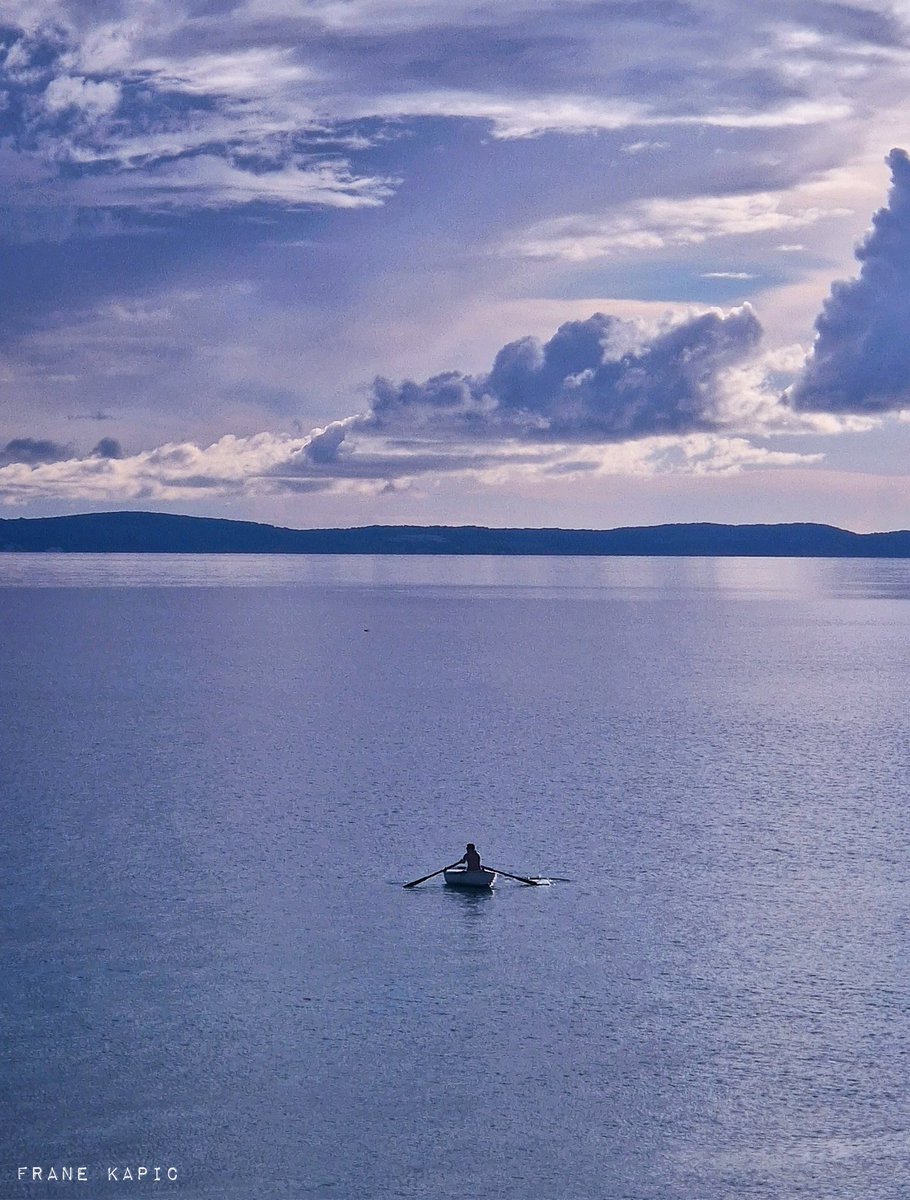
left=442, top=883, right=495, bottom=912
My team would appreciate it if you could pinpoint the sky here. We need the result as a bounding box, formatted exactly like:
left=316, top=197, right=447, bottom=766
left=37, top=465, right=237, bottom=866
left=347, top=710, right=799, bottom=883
left=2, top=1, right=910, bottom=530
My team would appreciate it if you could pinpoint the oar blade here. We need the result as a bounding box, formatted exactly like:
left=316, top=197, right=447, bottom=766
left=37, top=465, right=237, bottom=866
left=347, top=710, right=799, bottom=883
left=485, top=866, right=544, bottom=886
left=403, top=872, right=434, bottom=888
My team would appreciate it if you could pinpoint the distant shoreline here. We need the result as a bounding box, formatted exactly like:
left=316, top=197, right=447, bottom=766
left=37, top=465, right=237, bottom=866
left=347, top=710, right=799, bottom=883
left=3, top=511, right=910, bottom=557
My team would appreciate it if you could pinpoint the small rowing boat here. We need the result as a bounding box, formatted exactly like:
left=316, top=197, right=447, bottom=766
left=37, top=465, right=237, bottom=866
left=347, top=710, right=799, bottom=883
left=443, top=867, right=497, bottom=889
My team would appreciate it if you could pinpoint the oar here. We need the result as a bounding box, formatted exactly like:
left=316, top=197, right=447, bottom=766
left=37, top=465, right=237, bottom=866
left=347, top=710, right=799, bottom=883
left=403, top=862, right=460, bottom=888
left=485, top=866, right=544, bottom=886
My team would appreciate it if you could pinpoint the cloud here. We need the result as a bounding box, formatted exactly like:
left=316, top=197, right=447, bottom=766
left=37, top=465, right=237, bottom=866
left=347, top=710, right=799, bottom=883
left=788, top=147, right=910, bottom=414
left=302, top=420, right=351, bottom=464
left=43, top=75, right=120, bottom=119
left=8, top=289, right=859, bottom=507
left=620, top=140, right=669, bottom=155
left=362, top=90, right=851, bottom=139
left=0, top=425, right=823, bottom=505
left=0, top=0, right=896, bottom=228
left=0, top=437, right=73, bottom=466
left=135, top=48, right=314, bottom=98
left=654, top=433, right=822, bottom=475
left=0, top=432, right=318, bottom=504
left=79, top=154, right=395, bottom=210
left=0, top=300, right=841, bottom=504
left=0, top=18, right=396, bottom=219
left=0, top=427, right=537, bottom=503
left=508, top=192, right=851, bottom=260
left=90, top=437, right=123, bottom=458
left=369, top=308, right=763, bottom=440
left=359, top=90, right=648, bottom=137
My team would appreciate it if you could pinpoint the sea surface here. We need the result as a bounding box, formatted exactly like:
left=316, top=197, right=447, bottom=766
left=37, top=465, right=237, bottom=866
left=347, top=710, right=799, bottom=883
left=2, top=554, right=910, bottom=1200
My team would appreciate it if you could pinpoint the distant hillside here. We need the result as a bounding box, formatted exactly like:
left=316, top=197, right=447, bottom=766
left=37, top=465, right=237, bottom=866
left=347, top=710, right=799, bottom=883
left=2, top=511, right=910, bottom=556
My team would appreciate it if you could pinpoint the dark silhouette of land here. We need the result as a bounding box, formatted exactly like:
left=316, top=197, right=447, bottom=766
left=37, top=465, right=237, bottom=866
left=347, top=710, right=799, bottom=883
left=2, top=511, right=910, bottom=556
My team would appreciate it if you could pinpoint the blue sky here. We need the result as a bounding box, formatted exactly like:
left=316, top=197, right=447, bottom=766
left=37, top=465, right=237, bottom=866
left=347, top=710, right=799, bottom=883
left=2, top=0, right=910, bottom=529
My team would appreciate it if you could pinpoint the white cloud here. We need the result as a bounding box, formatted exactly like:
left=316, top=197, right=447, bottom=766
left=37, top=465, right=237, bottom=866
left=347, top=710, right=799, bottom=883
left=662, top=434, right=823, bottom=475
left=620, top=140, right=669, bottom=155
left=508, top=192, right=852, bottom=261
left=360, top=90, right=852, bottom=139
left=0, top=431, right=313, bottom=504
left=708, top=349, right=879, bottom=437
left=0, top=423, right=827, bottom=505
left=360, top=90, right=648, bottom=137
left=80, top=153, right=395, bottom=209
left=43, top=74, right=120, bottom=117
left=136, top=48, right=316, bottom=98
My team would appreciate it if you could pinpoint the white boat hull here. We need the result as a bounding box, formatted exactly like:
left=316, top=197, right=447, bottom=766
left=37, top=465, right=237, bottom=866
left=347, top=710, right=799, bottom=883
left=443, top=868, right=497, bottom=889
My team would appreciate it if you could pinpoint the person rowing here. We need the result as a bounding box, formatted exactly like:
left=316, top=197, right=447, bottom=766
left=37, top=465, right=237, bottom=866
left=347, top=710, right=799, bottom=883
left=459, top=842, right=482, bottom=871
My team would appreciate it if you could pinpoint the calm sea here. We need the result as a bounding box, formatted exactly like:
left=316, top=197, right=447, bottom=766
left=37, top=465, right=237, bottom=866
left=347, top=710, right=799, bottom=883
left=2, top=554, right=910, bottom=1200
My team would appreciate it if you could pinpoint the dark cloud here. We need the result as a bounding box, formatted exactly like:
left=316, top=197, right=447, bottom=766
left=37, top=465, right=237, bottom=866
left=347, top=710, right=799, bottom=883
left=0, top=435, right=122, bottom=468
left=273, top=445, right=542, bottom=482
left=363, top=307, right=761, bottom=445
left=265, top=478, right=336, bottom=495
left=789, top=148, right=910, bottom=414
left=798, top=2, right=906, bottom=49
left=90, top=437, right=124, bottom=458
left=0, top=436, right=73, bottom=466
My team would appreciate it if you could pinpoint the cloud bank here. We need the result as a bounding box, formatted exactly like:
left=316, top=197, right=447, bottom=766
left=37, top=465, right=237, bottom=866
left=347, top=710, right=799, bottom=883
left=0, top=426, right=821, bottom=505
left=0, top=304, right=827, bottom=503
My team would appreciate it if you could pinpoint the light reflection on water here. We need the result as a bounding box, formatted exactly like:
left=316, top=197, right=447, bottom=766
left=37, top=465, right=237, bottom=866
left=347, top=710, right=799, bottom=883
left=2, top=551, right=910, bottom=600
